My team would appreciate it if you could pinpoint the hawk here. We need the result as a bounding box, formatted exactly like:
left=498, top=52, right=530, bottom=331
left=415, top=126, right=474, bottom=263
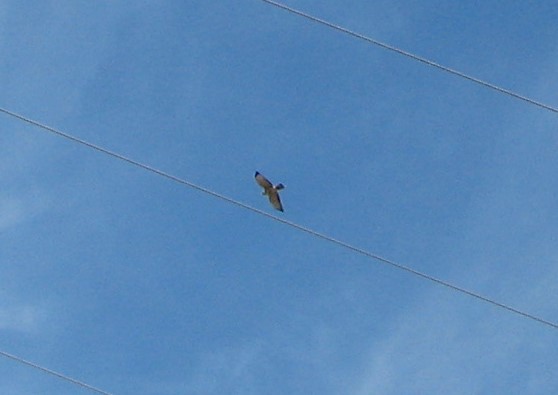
left=255, top=171, right=285, bottom=212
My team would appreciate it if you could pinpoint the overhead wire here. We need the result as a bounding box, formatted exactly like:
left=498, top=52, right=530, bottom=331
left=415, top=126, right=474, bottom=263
left=1, top=106, right=557, bottom=332
left=0, top=350, right=113, bottom=395
left=260, top=0, right=558, bottom=115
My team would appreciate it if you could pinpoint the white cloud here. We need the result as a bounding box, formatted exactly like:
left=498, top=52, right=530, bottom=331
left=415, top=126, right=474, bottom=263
left=138, top=341, right=266, bottom=395
left=0, top=194, right=48, bottom=231
left=0, top=197, right=25, bottom=231
left=188, top=341, right=264, bottom=394
left=351, top=276, right=557, bottom=395
left=0, top=303, right=45, bottom=333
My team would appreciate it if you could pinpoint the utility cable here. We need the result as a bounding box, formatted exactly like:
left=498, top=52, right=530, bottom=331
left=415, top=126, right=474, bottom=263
left=0, top=350, right=113, bottom=395
left=260, top=0, right=558, bottom=114
left=1, top=106, right=557, bottom=331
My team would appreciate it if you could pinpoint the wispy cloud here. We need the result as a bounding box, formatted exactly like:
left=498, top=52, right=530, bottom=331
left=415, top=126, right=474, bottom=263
left=0, top=197, right=25, bottom=231
left=352, top=276, right=557, bottom=394
left=0, top=194, right=48, bottom=232
left=0, top=303, right=45, bottom=333
left=187, top=341, right=264, bottom=394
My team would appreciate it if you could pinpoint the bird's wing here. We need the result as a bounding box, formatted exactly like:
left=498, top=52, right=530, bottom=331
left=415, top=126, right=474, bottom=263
left=268, top=190, right=284, bottom=212
left=255, top=171, right=273, bottom=189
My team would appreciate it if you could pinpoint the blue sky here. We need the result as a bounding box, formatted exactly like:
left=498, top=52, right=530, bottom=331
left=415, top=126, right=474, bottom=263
left=1, top=1, right=558, bottom=394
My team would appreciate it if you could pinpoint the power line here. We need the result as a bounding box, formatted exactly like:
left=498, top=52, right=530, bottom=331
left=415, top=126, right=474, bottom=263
left=260, top=0, right=558, bottom=115
left=0, top=350, right=113, bottom=395
left=2, top=106, right=557, bottom=332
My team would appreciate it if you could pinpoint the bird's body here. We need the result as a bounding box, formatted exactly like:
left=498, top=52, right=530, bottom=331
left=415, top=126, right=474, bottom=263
left=255, top=171, right=285, bottom=212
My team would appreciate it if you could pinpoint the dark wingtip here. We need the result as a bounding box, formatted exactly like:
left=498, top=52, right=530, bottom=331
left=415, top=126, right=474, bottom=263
left=254, top=171, right=260, bottom=177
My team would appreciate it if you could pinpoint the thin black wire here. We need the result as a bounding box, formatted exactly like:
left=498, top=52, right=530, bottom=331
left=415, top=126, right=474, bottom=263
left=260, top=0, right=558, bottom=114
left=0, top=350, right=113, bottom=395
left=2, top=106, right=557, bottom=332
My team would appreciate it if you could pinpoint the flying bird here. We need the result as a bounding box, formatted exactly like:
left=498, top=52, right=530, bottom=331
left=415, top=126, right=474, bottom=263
left=255, top=171, right=285, bottom=212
